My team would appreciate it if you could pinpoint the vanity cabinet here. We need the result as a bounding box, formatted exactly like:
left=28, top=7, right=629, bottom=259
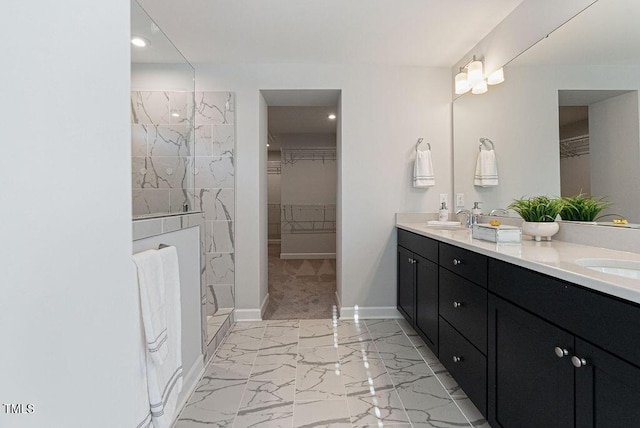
left=438, top=243, right=488, bottom=415
left=397, top=227, right=640, bottom=427
left=397, top=229, right=439, bottom=354
left=488, top=259, right=640, bottom=428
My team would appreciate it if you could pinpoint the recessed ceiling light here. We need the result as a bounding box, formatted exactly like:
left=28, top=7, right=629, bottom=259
left=328, top=114, right=336, bottom=120
left=131, top=37, right=149, bottom=48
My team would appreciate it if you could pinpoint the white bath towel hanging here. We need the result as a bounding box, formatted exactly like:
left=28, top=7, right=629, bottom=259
left=146, top=246, right=183, bottom=428
left=474, top=148, right=499, bottom=187
left=413, top=148, right=435, bottom=188
left=133, top=249, right=169, bottom=366
left=133, top=263, right=153, bottom=428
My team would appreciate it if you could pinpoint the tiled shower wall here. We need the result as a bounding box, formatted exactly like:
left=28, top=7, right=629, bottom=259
left=131, top=91, right=195, bottom=216
left=193, top=92, right=235, bottom=316
left=131, top=91, right=235, bottom=318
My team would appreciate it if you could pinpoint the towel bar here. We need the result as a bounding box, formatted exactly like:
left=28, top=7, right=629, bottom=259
left=416, top=138, right=431, bottom=151
left=479, top=137, right=495, bottom=151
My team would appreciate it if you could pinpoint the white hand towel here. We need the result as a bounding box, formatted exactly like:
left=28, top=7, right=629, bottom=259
left=147, top=246, right=183, bottom=428
left=474, top=149, right=499, bottom=187
left=133, top=263, right=153, bottom=428
left=133, top=250, right=169, bottom=366
left=413, top=149, right=436, bottom=188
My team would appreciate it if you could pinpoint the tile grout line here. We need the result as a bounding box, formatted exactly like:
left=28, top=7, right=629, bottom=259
left=334, top=317, right=355, bottom=428
left=363, top=319, right=414, bottom=428
left=395, top=320, right=475, bottom=428
left=230, top=322, right=266, bottom=428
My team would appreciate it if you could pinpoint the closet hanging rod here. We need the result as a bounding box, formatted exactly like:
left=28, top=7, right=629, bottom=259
left=416, top=138, right=431, bottom=151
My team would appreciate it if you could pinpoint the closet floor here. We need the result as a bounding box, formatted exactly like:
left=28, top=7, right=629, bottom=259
left=175, top=318, right=487, bottom=427
left=263, top=244, right=336, bottom=320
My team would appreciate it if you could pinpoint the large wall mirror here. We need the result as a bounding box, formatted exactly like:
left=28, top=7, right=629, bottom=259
left=131, top=0, right=195, bottom=218
left=453, top=0, right=640, bottom=224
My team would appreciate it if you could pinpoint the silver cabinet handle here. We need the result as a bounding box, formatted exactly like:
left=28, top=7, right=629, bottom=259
left=554, top=347, right=569, bottom=358
left=408, top=257, right=412, bottom=264
left=453, top=356, right=463, bottom=363
left=571, top=356, right=588, bottom=368
left=453, top=301, right=463, bottom=308
left=453, top=258, right=462, bottom=266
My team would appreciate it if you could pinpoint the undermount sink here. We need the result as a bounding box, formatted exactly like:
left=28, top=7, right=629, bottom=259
left=575, top=258, right=640, bottom=280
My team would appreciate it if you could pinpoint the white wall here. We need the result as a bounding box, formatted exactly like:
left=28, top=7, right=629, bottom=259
left=196, top=64, right=452, bottom=314
left=560, top=117, right=590, bottom=197
left=454, top=64, right=640, bottom=214
left=590, top=91, right=640, bottom=222
left=1, top=1, right=136, bottom=427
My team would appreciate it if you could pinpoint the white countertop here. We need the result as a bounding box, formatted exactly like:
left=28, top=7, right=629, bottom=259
left=397, top=221, right=640, bottom=305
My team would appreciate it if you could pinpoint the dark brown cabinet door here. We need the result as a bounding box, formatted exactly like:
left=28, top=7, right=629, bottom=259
left=575, top=338, right=640, bottom=428
left=397, top=246, right=415, bottom=322
left=415, top=254, right=438, bottom=354
left=488, top=296, right=574, bottom=428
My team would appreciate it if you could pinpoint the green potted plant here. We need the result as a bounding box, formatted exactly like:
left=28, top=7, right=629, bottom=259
left=508, top=196, right=563, bottom=241
left=559, top=193, right=612, bottom=222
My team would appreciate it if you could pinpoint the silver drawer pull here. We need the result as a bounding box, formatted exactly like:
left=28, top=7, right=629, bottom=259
left=453, top=301, right=463, bottom=309
left=452, top=356, right=463, bottom=363
left=453, top=258, right=462, bottom=266
left=571, top=356, right=588, bottom=368
left=554, top=347, right=569, bottom=358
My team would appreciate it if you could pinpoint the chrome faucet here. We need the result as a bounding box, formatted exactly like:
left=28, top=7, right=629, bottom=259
left=489, top=208, right=509, bottom=216
left=456, top=209, right=473, bottom=228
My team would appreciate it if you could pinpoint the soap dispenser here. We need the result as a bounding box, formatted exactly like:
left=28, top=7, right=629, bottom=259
left=472, top=202, right=482, bottom=225
left=439, top=202, right=449, bottom=222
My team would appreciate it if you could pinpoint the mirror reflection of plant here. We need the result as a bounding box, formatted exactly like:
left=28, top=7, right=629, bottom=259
left=508, top=196, right=563, bottom=222
left=560, top=193, right=613, bottom=222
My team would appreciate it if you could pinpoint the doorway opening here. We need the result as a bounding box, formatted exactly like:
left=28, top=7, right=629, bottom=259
left=262, top=90, right=340, bottom=319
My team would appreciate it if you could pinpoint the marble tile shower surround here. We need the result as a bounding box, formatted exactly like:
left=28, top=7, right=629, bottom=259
left=132, top=90, right=236, bottom=351
left=131, top=91, right=196, bottom=217
left=192, top=92, right=236, bottom=318
left=175, top=318, right=488, bottom=428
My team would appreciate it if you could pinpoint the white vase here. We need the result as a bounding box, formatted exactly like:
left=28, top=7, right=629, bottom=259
left=522, top=221, right=559, bottom=242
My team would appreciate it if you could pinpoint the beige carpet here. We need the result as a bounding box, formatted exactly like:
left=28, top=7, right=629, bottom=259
left=263, top=244, right=337, bottom=319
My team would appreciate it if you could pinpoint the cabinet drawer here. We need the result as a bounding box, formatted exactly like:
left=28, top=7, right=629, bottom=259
left=439, top=268, right=487, bottom=354
left=439, top=242, right=487, bottom=287
left=440, top=317, right=487, bottom=416
left=489, top=259, right=640, bottom=368
left=398, top=229, right=438, bottom=262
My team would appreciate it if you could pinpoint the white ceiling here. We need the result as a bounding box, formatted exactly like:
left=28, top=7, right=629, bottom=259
left=137, top=0, right=523, bottom=67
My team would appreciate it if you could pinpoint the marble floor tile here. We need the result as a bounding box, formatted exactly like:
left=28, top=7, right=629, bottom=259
left=364, top=319, right=404, bottom=339
left=264, top=319, right=300, bottom=338
left=292, top=399, right=351, bottom=428
left=454, top=397, right=489, bottom=428
left=338, top=340, right=381, bottom=362
left=177, top=318, right=480, bottom=428
left=346, top=382, right=410, bottom=427
left=295, top=363, right=346, bottom=400
left=299, top=319, right=338, bottom=348
left=211, top=342, right=259, bottom=365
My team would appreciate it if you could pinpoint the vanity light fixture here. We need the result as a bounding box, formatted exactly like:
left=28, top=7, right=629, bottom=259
left=467, top=58, right=484, bottom=85
left=487, top=67, right=505, bottom=85
left=328, top=114, right=336, bottom=120
left=131, top=36, right=149, bottom=48
left=472, top=80, right=488, bottom=95
left=455, top=56, right=505, bottom=95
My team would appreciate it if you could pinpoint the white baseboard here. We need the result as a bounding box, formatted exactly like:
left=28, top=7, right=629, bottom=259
left=234, top=309, right=263, bottom=321
left=339, top=306, right=402, bottom=319
left=334, top=291, right=342, bottom=310
left=280, top=252, right=336, bottom=260
left=234, top=295, right=269, bottom=321
left=268, top=239, right=281, bottom=244
left=260, top=293, right=270, bottom=318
